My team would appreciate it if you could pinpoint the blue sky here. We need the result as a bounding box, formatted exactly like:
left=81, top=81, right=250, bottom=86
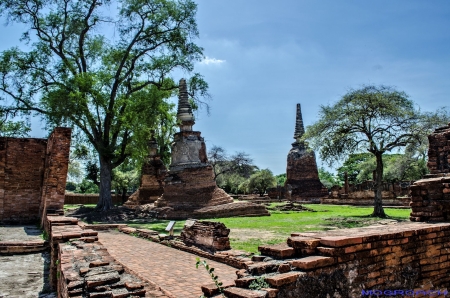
left=1, top=1, right=450, bottom=175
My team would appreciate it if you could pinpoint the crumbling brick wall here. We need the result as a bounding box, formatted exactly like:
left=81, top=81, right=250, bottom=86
left=410, top=123, right=450, bottom=222
left=427, top=123, right=450, bottom=174
left=0, top=138, right=47, bottom=223
left=0, top=127, right=71, bottom=224
left=226, top=223, right=450, bottom=298
left=39, top=127, right=71, bottom=226
left=181, top=220, right=231, bottom=252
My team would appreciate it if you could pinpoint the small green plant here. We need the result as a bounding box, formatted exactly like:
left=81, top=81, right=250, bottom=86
left=195, top=258, right=225, bottom=298
left=55, top=260, right=59, bottom=265
left=40, top=231, right=49, bottom=241
left=249, top=276, right=269, bottom=290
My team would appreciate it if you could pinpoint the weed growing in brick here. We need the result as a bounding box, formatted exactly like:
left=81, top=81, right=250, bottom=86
left=249, top=276, right=269, bottom=290
left=195, top=258, right=225, bottom=297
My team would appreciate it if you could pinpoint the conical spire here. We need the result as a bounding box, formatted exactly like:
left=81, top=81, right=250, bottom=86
left=293, top=103, right=305, bottom=139
left=177, top=78, right=195, bottom=131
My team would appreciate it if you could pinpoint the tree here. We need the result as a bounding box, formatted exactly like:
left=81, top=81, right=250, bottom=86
left=208, top=145, right=255, bottom=181
left=248, top=169, right=276, bottom=197
left=112, top=164, right=139, bottom=203
left=0, top=0, right=209, bottom=211
left=304, top=85, right=449, bottom=217
left=275, top=173, right=287, bottom=187
left=318, top=167, right=342, bottom=190
left=0, top=111, right=30, bottom=137
left=337, top=153, right=373, bottom=184
left=65, top=181, right=77, bottom=192
left=77, top=179, right=99, bottom=194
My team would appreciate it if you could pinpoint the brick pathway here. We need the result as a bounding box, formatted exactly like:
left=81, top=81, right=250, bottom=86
left=98, top=231, right=237, bottom=298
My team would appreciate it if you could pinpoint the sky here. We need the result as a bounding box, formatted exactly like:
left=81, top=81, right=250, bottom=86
left=1, top=1, right=450, bottom=175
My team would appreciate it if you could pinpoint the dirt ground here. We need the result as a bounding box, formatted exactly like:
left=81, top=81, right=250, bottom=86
left=0, top=226, right=55, bottom=298
left=0, top=252, right=55, bottom=298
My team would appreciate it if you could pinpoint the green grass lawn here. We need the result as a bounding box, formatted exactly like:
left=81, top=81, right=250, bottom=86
left=125, top=204, right=411, bottom=253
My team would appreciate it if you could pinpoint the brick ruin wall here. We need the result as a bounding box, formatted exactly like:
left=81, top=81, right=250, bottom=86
left=43, top=216, right=148, bottom=297
left=181, top=220, right=231, bottom=253
left=0, top=127, right=71, bottom=224
left=427, top=123, right=450, bottom=174
left=410, top=123, right=450, bottom=222
left=276, top=223, right=450, bottom=297
left=219, top=223, right=450, bottom=298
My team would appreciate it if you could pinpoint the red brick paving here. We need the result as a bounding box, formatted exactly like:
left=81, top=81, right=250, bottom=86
left=98, top=230, right=237, bottom=298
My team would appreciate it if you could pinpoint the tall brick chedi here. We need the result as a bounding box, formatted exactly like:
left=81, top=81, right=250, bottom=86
left=284, top=104, right=328, bottom=201
left=154, top=79, right=234, bottom=211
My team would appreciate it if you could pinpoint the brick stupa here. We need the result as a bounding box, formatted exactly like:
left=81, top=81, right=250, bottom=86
left=123, top=134, right=166, bottom=208
left=154, top=79, right=269, bottom=219
left=284, top=103, right=328, bottom=201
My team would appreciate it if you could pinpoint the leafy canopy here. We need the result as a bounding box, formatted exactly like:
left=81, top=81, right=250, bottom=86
left=304, top=85, right=425, bottom=163
left=0, top=0, right=209, bottom=210
left=303, top=85, right=449, bottom=217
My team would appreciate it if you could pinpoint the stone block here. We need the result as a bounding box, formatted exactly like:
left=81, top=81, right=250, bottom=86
left=289, top=256, right=335, bottom=270
left=320, top=236, right=363, bottom=247
left=223, top=287, right=267, bottom=298
left=258, top=243, right=295, bottom=259
left=265, top=271, right=304, bottom=287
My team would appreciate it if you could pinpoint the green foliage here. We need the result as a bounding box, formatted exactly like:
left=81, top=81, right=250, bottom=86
left=65, top=181, right=77, bottom=192
left=0, top=118, right=30, bottom=137
left=304, top=85, right=449, bottom=217
left=195, top=258, right=225, bottom=297
left=77, top=179, right=99, bottom=194
left=275, top=173, right=286, bottom=186
left=249, top=276, right=269, bottom=290
left=217, top=173, right=247, bottom=194
left=40, top=231, right=49, bottom=241
left=248, top=169, right=276, bottom=196
left=85, top=161, right=100, bottom=186
left=336, top=153, right=372, bottom=184
left=318, top=167, right=342, bottom=189
left=112, top=163, right=139, bottom=197
left=209, top=145, right=257, bottom=194
left=338, top=153, right=429, bottom=184
left=0, top=0, right=208, bottom=211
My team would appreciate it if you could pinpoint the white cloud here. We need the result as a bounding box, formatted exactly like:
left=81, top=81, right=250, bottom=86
left=200, top=56, right=226, bottom=65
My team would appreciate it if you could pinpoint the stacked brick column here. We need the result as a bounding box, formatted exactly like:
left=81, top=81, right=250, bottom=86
left=410, top=123, right=450, bottom=222
left=39, top=127, right=72, bottom=226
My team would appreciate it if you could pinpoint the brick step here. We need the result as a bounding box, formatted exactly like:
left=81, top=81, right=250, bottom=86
left=0, top=240, right=48, bottom=254
left=246, top=260, right=288, bottom=275
left=265, top=271, right=304, bottom=288
left=288, top=255, right=336, bottom=270
left=223, top=287, right=267, bottom=298
left=258, top=243, right=295, bottom=259
left=286, top=236, right=321, bottom=256
left=200, top=280, right=235, bottom=297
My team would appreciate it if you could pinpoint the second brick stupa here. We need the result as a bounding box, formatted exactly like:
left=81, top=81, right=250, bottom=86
left=284, top=103, right=328, bottom=201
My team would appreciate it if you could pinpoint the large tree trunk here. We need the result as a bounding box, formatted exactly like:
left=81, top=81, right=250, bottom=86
left=372, top=152, right=386, bottom=217
left=96, top=156, right=113, bottom=211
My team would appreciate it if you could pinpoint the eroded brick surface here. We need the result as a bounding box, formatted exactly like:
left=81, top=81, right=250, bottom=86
left=284, top=104, right=328, bottom=201
left=0, top=128, right=70, bottom=224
